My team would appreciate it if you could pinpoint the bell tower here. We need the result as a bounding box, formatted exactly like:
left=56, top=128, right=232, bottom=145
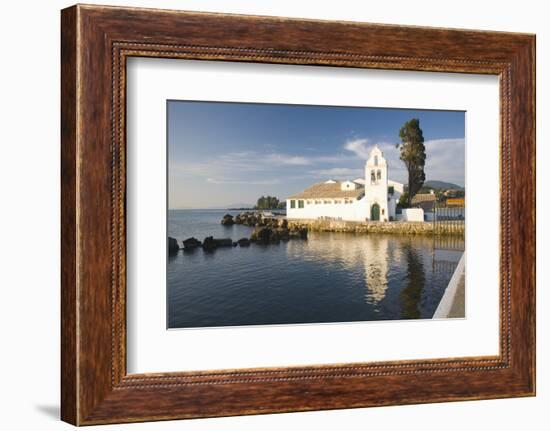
left=364, top=146, right=389, bottom=221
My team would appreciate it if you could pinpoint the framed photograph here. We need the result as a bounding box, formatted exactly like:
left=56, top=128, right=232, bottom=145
left=164, top=101, right=466, bottom=329
left=61, top=4, right=535, bottom=425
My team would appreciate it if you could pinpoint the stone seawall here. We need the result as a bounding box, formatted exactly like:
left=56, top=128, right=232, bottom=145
left=287, top=219, right=464, bottom=235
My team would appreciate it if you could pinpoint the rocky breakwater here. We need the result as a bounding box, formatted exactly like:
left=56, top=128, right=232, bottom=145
left=232, top=211, right=308, bottom=244
left=168, top=237, right=180, bottom=256
left=168, top=236, right=241, bottom=253
left=183, top=237, right=202, bottom=249
left=232, top=211, right=263, bottom=227
left=202, top=236, right=234, bottom=252
left=250, top=225, right=307, bottom=244
left=221, top=214, right=235, bottom=226
left=167, top=213, right=309, bottom=255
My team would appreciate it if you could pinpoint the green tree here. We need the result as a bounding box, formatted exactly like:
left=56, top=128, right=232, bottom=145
left=254, top=195, right=281, bottom=210
left=398, top=191, right=410, bottom=209
left=397, top=119, right=426, bottom=206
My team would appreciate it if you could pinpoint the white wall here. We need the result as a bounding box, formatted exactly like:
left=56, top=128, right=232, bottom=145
left=287, top=198, right=367, bottom=222
left=388, top=180, right=404, bottom=195
left=388, top=181, right=402, bottom=220
left=400, top=208, right=425, bottom=222
left=0, top=1, right=547, bottom=431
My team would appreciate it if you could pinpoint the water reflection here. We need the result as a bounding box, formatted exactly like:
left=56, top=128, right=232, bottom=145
left=167, top=210, right=465, bottom=327
left=285, top=232, right=461, bottom=316
left=400, top=245, right=426, bottom=319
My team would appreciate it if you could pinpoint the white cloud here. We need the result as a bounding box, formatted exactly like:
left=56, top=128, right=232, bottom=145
left=343, top=139, right=398, bottom=161
left=265, top=153, right=312, bottom=165
left=423, top=138, right=465, bottom=186
left=340, top=138, right=465, bottom=186
left=170, top=137, right=465, bottom=195
left=343, top=138, right=370, bottom=159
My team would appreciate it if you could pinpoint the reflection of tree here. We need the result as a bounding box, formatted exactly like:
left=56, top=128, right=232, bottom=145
left=400, top=245, right=426, bottom=319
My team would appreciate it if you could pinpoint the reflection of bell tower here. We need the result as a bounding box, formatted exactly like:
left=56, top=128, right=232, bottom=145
left=364, top=236, right=389, bottom=304
left=364, top=146, right=389, bottom=222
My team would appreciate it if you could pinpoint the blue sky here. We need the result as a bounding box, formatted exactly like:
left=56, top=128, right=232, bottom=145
left=168, top=101, right=465, bottom=209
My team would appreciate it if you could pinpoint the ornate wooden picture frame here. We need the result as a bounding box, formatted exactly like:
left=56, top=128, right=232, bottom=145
left=61, top=4, right=535, bottom=425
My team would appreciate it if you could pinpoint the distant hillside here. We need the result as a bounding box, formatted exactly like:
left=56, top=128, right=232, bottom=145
left=424, top=180, right=464, bottom=190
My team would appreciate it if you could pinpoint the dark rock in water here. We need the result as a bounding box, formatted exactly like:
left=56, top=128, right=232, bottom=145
left=234, top=211, right=263, bottom=227
left=232, top=242, right=238, bottom=247
left=250, top=226, right=272, bottom=243
left=221, top=214, right=235, bottom=226
left=215, top=238, right=233, bottom=247
left=250, top=226, right=282, bottom=244
left=237, top=238, right=251, bottom=247
left=268, top=218, right=279, bottom=228
left=183, top=237, right=201, bottom=250
left=276, top=228, right=290, bottom=241
left=289, top=227, right=308, bottom=240
left=270, top=232, right=281, bottom=244
left=234, top=211, right=288, bottom=233
left=202, top=236, right=216, bottom=251
left=168, top=237, right=179, bottom=255
left=202, top=236, right=233, bottom=251
left=234, top=213, right=244, bottom=224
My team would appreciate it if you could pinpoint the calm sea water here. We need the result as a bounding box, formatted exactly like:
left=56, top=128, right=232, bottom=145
left=168, top=209, right=463, bottom=328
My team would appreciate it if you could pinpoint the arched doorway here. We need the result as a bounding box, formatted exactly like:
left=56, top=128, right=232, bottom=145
left=371, top=203, right=380, bottom=221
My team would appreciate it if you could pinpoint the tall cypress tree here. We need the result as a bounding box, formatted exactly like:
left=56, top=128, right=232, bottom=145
left=398, top=119, right=426, bottom=206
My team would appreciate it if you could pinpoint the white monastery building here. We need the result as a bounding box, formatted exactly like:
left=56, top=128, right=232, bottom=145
left=286, top=146, right=404, bottom=222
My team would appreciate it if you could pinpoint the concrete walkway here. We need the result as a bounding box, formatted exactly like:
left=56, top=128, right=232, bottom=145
left=433, top=252, right=466, bottom=319
left=447, top=273, right=465, bottom=318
